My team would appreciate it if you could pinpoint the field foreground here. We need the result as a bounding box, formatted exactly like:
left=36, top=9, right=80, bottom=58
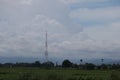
left=0, top=68, right=120, bottom=80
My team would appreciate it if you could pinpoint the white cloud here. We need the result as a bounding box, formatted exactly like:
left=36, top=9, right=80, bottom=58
left=60, top=0, right=108, bottom=4
left=84, top=21, right=120, bottom=41
left=0, top=0, right=120, bottom=60
left=0, top=0, right=69, bottom=57
left=21, top=0, right=33, bottom=5
left=48, top=21, right=120, bottom=59
left=69, top=6, right=120, bottom=21
left=0, top=12, right=69, bottom=57
left=80, top=21, right=120, bottom=59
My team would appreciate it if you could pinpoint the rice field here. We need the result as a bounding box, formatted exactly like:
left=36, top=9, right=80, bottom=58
left=0, top=67, right=120, bottom=80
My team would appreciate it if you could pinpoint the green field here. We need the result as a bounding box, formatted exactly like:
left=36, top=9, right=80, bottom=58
left=0, top=68, right=120, bottom=80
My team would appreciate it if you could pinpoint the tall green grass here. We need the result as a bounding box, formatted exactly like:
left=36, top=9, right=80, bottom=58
left=0, top=68, right=120, bottom=80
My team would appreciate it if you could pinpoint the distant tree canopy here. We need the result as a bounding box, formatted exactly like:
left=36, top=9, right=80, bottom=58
left=62, top=59, right=73, bottom=68
left=32, top=61, right=41, bottom=67
left=0, top=59, right=120, bottom=70
left=42, top=61, right=54, bottom=68
left=84, top=63, right=95, bottom=70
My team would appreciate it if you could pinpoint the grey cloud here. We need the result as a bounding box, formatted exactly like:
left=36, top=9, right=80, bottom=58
left=0, top=0, right=120, bottom=60
left=69, top=7, right=120, bottom=22
left=60, top=0, right=108, bottom=4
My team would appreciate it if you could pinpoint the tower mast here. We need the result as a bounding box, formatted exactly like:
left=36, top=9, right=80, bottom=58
left=45, top=31, right=48, bottom=62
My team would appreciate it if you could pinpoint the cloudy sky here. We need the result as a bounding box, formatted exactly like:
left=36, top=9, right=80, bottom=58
left=0, top=0, right=120, bottom=60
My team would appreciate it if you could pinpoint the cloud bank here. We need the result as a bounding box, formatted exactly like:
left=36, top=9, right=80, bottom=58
left=0, top=0, right=120, bottom=60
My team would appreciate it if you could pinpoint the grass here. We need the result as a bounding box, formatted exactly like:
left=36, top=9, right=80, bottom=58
left=0, top=67, right=120, bottom=80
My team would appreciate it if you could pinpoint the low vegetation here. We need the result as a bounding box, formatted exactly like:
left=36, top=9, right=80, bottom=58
left=0, top=68, right=120, bottom=80
left=0, top=59, right=120, bottom=80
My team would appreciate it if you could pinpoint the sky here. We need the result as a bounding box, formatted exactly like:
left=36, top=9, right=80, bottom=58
left=0, top=0, right=120, bottom=61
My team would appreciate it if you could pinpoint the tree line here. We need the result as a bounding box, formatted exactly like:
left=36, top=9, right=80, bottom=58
left=0, top=59, right=120, bottom=70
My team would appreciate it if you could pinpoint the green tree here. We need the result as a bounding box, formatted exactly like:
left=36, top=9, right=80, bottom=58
left=101, top=59, right=104, bottom=64
left=80, top=59, right=83, bottom=64
left=85, top=63, right=95, bottom=70
left=33, top=61, right=41, bottom=67
left=62, top=59, right=72, bottom=68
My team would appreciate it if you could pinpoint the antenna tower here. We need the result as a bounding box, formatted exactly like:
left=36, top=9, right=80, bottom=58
left=45, top=31, right=48, bottom=62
